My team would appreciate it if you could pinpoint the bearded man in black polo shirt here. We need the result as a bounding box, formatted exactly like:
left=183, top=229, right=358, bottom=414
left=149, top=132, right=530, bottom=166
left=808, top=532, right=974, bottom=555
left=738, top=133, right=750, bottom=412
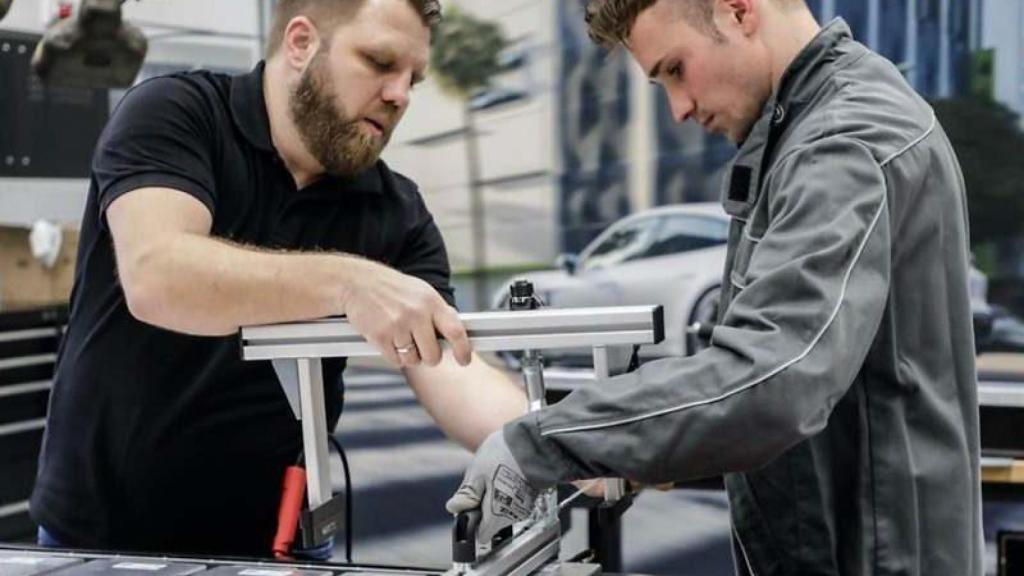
left=30, top=0, right=529, bottom=557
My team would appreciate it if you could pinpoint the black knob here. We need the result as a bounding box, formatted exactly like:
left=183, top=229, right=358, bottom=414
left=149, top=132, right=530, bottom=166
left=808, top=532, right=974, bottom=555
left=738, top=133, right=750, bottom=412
left=509, top=280, right=535, bottom=310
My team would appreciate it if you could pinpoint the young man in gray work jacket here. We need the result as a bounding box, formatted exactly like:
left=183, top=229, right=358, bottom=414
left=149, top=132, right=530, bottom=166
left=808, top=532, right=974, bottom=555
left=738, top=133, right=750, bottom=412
left=447, top=1, right=985, bottom=574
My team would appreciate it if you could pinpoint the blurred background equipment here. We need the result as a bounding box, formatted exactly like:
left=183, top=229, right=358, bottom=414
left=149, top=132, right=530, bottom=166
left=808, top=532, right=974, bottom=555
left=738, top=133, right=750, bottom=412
left=31, top=0, right=147, bottom=89
left=0, top=0, right=13, bottom=22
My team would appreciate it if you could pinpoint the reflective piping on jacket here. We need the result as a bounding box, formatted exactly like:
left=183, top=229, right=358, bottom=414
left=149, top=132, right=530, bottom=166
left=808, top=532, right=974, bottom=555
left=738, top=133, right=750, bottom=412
left=540, top=144, right=898, bottom=438
left=733, top=524, right=758, bottom=576
left=730, top=271, right=747, bottom=291
left=880, top=114, right=936, bottom=167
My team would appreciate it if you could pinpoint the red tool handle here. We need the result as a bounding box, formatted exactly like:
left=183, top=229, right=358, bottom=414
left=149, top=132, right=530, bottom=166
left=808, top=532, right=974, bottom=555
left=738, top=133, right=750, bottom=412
left=272, top=465, right=307, bottom=559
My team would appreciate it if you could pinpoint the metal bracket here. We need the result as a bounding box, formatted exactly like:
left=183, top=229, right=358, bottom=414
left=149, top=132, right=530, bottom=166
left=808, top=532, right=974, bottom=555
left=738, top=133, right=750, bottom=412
left=271, top=359, right=301, bottom=419
left=444, top=516, right=561, bottom=576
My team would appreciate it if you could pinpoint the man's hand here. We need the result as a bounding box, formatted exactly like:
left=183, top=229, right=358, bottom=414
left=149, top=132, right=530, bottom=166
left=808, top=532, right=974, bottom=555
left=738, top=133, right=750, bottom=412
left=629, top=480, right=675, bottom=492
left=445, top=430, right=540, bottom=544
left=341, top=258, right=471, bottom=368
left=569, top=478, right=674, bottom=501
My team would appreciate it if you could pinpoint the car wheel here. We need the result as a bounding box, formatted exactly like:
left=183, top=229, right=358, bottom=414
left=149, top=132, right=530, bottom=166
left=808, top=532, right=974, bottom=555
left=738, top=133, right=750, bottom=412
left=686, top=286, right=721, bottom=356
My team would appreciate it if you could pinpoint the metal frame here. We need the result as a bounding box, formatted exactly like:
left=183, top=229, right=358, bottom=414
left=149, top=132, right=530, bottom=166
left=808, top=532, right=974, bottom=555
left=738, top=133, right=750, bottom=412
left=241, top=306, right=663, bottom=361
left=239, top=305, right=663, bottom=575
left=978, top=381, right=1024, bottom=408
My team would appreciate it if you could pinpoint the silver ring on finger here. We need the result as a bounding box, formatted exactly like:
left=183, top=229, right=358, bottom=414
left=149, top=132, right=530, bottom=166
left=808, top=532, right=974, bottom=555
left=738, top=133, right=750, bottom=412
left=395, top=344, right=415, bottom=355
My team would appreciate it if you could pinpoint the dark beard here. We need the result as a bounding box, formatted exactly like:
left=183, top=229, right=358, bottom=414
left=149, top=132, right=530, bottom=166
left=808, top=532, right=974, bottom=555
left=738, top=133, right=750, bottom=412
left=289, top=51, right=388, bottom=177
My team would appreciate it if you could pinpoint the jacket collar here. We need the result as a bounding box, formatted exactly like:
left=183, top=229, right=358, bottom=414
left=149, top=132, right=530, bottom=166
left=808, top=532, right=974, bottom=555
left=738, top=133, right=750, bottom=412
left=770, top=18, right=854, bottom=115
left=721, top=19, right=855, bottom=215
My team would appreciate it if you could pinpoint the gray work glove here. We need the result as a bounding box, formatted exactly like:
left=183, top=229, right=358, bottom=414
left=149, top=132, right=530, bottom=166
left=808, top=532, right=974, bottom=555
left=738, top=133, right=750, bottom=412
left=445, top=430, right=539, bottom=544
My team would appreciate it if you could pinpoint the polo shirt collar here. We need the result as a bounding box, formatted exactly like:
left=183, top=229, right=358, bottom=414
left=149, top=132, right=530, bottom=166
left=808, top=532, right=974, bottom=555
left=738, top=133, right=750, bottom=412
left=230, top=61, right=275, bottom=153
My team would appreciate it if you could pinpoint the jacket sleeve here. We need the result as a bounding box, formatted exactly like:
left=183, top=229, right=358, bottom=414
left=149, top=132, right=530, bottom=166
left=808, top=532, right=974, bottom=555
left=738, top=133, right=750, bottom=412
left=505, top=137, right=892, bottom=486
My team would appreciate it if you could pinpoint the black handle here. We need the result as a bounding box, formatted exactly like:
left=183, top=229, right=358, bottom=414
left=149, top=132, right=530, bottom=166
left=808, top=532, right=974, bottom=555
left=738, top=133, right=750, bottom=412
left=452, top=508, right=483, bottom=564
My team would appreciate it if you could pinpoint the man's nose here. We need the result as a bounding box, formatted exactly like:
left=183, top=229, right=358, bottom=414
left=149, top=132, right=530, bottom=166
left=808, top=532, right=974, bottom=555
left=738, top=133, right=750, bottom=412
left=382, top=74, right=412, bottom=110
left=668, top=91, right=695, bottom=123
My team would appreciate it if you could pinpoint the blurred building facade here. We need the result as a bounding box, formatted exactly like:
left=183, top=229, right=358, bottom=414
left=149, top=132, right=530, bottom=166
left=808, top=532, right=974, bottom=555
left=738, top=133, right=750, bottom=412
left=4, top=0, right=1017, bottom=270
left=392, top=0, right=1023, bottom=271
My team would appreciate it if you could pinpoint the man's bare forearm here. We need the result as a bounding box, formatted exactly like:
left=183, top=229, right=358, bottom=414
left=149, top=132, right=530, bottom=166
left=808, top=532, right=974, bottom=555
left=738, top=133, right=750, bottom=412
left=107, top=187, right=468, bottom=366
left=123, top=231, right=360, bottom=335
left=404, top=353, right=527, bottom=451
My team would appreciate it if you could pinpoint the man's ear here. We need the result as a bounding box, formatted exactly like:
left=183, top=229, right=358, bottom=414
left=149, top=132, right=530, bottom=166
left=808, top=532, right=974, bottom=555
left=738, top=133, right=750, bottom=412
left=715, top=0, right=759, bottom=37
left=282, top=16, right=323, bottom=71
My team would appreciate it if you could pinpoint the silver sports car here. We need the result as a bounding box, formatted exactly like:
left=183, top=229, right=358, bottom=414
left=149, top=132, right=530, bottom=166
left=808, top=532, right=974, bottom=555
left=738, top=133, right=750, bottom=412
left=493, top=203, right=730, bottom=360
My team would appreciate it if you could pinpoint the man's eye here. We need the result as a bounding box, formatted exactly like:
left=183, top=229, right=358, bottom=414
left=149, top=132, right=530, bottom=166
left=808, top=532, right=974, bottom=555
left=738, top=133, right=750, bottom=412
left=669, top=64, right=683, bottom=79
left=369, top=56, right=394, bottom=71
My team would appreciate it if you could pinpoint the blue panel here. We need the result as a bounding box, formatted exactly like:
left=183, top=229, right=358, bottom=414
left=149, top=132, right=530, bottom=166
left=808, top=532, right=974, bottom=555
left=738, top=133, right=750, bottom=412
left=878, top=0, right=908, bottom=64
left=915, top=0, right=941, bottom=97
left=835, top=0, right=869, bottom=41
left=948, top=0, right=971, bottom=96
left=557, top=0, right=633, bottom=252
left=805, top=0, right=824, bottom=22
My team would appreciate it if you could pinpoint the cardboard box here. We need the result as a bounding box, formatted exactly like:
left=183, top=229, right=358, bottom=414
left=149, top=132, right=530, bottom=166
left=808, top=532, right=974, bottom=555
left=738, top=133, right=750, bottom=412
left=0, top=225, right=79, bottom=307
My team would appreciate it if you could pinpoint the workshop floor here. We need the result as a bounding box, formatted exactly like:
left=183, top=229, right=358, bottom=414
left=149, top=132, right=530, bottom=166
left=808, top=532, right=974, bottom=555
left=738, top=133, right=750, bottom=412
left=332, top=368, right=736, bottom=575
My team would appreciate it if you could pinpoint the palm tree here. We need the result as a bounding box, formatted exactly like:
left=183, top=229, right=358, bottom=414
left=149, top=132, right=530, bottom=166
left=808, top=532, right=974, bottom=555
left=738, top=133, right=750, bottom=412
left=430, top=6, right=508, bottom=310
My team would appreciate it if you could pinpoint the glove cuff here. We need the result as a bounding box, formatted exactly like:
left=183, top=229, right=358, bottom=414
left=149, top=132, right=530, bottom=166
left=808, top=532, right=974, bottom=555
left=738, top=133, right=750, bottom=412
left=503, top=412, right=575, bottom=488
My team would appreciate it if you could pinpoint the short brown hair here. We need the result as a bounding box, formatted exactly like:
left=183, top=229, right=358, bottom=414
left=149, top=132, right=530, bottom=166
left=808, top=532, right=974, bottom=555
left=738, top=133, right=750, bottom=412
left=585, top=0, right=718, bottom=48
left=585, top=0, right=807, bottom=48
left=267, top=0, right=442, bottom=56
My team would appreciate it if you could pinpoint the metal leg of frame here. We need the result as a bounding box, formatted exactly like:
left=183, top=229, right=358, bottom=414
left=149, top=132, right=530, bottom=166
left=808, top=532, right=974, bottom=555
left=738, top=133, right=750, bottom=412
left=296, top=357, right=331, bottom=508
left=586, top=495, right=632, bottom=573
left=587, top=346, right=628, bottom=573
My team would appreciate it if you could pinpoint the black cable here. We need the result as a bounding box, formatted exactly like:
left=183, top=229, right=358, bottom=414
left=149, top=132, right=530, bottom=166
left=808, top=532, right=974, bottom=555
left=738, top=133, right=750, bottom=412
left=328, top=434, right=353, bottom=564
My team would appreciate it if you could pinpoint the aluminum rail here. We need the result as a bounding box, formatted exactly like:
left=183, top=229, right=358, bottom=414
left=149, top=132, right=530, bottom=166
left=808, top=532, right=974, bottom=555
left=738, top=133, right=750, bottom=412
left=978, top=381, right=1024, bottom=408
left=240, top=306, right=664, bottom=361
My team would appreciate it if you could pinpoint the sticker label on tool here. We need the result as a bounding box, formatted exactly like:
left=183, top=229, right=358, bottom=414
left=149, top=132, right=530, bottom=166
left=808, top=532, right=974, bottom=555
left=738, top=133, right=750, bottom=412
left=490, top=464, right=535, bottom=520
left=112, top=563, right=167, bottom=571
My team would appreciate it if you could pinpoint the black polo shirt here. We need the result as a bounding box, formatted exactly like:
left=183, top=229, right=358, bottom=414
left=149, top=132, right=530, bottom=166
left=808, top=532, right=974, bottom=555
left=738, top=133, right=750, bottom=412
left=30, top=62, right=454, bottom=556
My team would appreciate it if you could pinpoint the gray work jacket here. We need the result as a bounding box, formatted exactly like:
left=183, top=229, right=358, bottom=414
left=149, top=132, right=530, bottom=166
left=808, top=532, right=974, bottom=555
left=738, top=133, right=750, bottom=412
left=505, top=20, right=983, bottom=576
